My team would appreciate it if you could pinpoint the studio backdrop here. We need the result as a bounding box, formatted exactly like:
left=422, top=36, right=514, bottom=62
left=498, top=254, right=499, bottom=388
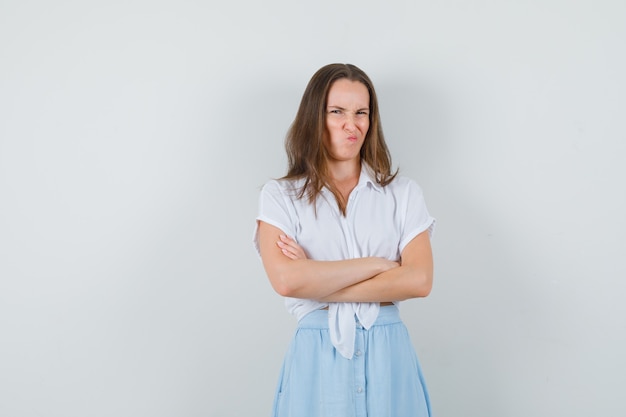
left=1, top=1, right=625, bottom=416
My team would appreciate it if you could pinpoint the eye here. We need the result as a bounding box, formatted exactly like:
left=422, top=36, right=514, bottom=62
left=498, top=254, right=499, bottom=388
left=329, top=109, right=342, bottom=114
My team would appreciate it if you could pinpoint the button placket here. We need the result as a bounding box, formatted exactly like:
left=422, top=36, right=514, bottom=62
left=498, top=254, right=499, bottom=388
left=354, top=326, right=367, bottom=416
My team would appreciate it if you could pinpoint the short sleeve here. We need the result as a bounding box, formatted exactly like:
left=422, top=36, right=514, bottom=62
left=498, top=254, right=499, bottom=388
left=398, top=179, right=436, bottom=253
left=253, top=180, right=297, bottom=257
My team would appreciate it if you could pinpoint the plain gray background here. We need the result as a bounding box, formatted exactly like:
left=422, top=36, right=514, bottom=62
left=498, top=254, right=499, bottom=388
left=1, top=1, right=625, bottom=416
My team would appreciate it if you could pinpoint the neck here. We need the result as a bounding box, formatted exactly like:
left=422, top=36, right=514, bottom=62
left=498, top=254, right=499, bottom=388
left=326, top=160, right=361, bottom=206
left=327, top=159, right=361, bottom=184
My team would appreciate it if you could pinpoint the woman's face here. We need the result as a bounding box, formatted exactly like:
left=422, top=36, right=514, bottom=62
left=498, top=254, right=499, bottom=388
left=324, top=79, right=370, bottom=164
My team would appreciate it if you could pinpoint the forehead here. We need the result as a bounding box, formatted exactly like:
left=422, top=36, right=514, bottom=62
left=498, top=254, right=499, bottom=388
left=327, top=79, right=370, bottom=106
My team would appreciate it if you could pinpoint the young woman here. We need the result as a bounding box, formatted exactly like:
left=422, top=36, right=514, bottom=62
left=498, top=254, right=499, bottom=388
left=254, top=63, right=435, bottom=417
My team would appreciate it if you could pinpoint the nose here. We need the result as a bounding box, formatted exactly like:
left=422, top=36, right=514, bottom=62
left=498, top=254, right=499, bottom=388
left=343, top=114, right=356, bottom=132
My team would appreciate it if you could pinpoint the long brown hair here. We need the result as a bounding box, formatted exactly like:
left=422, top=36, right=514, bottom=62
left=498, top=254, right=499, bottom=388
left=283, top=63, right=397, bottom=215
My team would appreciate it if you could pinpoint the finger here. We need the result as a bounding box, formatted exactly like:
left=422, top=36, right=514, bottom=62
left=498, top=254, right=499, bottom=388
left=282, top=236, right=304, bottom=252
left=280, top=234, right=301, bottom=245
left=276, top=240, right=297, bottom=251
left=281, top=248, right=299, bottom=260
left=279, top=236, right=302, bottom=251
left=277, top=241, right=298, bottom=257
left=278, top=235, right=307, bottom=260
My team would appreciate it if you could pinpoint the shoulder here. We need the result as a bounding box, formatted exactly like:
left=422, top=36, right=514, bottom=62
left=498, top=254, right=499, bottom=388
left=259, top=178, right=308, bottom=206
left=383, top=175, right=424, bottom=196
left=261, top=177, right=303, bottom=194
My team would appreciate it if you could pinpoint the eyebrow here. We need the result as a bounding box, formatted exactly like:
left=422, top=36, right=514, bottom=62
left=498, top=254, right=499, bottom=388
left=327, top=105, right=370, bottom=111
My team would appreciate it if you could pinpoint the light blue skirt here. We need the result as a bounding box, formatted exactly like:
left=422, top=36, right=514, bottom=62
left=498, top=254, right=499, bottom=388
left=272, top=305, right=432, bottom=417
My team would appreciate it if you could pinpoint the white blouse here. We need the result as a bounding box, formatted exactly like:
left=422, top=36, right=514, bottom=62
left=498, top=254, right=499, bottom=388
left=254, top=163, right=435, bottom=359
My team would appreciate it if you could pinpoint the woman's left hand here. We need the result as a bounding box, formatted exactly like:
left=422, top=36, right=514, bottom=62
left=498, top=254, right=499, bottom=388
left=276, top=234, right=308, bottom=260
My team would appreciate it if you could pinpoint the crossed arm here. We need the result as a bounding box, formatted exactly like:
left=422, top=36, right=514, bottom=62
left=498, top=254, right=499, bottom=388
left=257, top=221, right=433, bottom=303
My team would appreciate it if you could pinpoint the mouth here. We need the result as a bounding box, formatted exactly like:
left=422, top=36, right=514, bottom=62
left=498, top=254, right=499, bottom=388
left=347, top=135, right=358, bottom=142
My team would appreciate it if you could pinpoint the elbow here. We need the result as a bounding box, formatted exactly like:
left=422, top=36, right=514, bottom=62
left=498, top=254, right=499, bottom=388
left=406, top=269, right=433, bottom=299
left=274, top=282, right=296, bottom=298
left=415, top=282, right=432, bottom=298
left=265, top=260, right=315, bottom=298
left=406, top=284, right=431, bottom=299
left=270, top=270, right=301, bottom=298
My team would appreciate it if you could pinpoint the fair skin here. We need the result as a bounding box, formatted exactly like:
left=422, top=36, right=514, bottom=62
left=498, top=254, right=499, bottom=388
left=257, top=78, right=433, bottom=302
left=323, top=78, right=371, bottom=197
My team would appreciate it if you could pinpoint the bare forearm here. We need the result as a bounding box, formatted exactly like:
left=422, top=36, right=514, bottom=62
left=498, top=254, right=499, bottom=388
left=268, top=256, right=397, bottom=299
left=318, top=265, right=433, bottom=303
left=258, top=222, right=409, bottom=300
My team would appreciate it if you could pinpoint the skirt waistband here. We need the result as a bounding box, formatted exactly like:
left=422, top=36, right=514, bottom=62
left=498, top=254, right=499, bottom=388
left=297, top=305, right=401, bottom=329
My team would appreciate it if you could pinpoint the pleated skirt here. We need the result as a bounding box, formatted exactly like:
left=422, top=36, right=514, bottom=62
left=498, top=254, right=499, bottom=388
left=272, top=305, right=432, bottom=417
